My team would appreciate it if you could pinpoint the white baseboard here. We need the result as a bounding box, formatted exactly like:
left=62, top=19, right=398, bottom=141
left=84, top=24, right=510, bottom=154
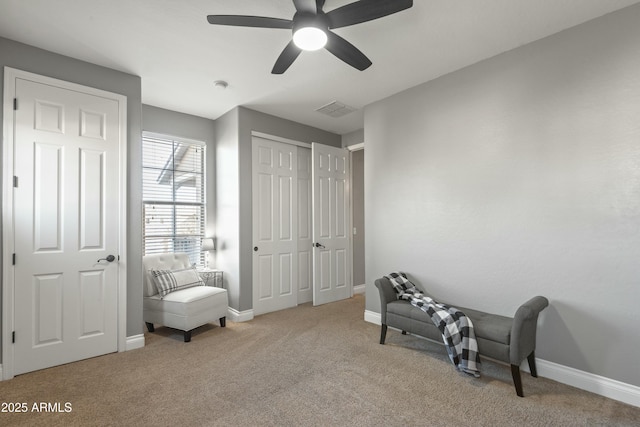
left=125, top=334, right=145, bottom=351
left=363, top=310, right=639, bottom=408
left=364, top=309, right=381, bottom=325
left=535, top=359, right=639, bottom=407
left=353, top=284, right=366, bottom=294
left=228, top=307, right=254, bottom=322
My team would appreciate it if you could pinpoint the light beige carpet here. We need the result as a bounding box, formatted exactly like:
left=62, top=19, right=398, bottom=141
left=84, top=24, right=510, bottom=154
left=0, top=294, right=638, bottom=426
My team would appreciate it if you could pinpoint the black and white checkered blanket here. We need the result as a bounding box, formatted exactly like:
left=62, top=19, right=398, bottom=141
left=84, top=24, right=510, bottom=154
left=384, top=272, right=481, bottom=377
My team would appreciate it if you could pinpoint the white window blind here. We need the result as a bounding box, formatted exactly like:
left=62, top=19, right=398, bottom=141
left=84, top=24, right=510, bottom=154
left=142, top=132, right=206, bottom=266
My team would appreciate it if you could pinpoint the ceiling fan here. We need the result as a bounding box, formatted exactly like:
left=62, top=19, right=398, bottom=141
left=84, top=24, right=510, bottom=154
left=207, top=0, right=413, bottom=74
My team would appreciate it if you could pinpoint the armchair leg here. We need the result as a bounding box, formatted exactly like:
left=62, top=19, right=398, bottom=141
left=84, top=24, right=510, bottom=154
left=511, top=365, right=524, bottom=397
left=183, top=330, right=192, bottom=342
left=527, top=351, right=538, bottom=377
left=220, top=317, right=226, bottom=327
left=145, top=322, right=155, bottom=333
left=380, top=324, right=387, bottom=344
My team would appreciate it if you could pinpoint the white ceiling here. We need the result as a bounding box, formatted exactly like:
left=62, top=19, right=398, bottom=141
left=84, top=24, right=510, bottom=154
left=1, top=0, right=638, bottom=135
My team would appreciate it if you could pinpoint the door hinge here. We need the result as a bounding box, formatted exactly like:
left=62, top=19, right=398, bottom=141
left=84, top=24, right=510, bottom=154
left=12, top=331, right=15, bottom=343
left=13, top=98, right=18, bottom=111
left=13, top=176, right=18, bottom=188
left=12, top=253, right=16, bottom=265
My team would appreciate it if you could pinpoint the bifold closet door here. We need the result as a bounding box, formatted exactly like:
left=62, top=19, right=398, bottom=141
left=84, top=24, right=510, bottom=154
left=312, top=143, right=352, bottom=306
left=252, top=137, right=298, bottom=315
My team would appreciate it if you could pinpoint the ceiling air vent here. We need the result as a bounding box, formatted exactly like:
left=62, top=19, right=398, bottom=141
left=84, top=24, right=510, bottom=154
left=315, top=101, right=357, bottom=118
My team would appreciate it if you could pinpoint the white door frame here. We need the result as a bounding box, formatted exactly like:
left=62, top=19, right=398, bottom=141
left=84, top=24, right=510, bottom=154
left=1, top=67, right=128, bottom=380
left=347, top=143, right=364, bottom=294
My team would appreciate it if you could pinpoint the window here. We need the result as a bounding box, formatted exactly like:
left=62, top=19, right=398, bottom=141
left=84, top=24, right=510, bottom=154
left=142, top=132, right=206, bottom=266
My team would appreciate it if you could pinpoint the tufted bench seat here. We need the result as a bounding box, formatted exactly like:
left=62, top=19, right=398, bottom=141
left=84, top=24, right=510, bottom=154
left=376, top=276, right=548, bottom=397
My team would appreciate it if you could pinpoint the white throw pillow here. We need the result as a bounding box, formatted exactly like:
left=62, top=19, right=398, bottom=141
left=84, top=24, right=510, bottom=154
left=150, top=266, right=204, bottom=298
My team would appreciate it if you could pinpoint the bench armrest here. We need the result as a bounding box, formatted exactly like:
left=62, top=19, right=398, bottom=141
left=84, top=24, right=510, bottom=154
left=510, top=296, right=549, bottom=364
left=374, top=278, right=398, bottom=324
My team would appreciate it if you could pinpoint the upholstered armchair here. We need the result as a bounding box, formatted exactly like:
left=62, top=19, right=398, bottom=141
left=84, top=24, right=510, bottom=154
left=143, top=253, right=228, bottom=342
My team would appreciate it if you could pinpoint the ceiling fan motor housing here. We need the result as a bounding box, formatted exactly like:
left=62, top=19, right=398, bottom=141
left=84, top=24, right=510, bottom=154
left=292, top=11, right=329, bottom=32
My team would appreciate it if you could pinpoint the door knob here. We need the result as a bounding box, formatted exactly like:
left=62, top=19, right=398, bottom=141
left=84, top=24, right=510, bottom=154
left=314, top=242, right=325, bottom=249
left=97, top=255, right=116, bottom=263
left=254, top=246, right=258, bottom=252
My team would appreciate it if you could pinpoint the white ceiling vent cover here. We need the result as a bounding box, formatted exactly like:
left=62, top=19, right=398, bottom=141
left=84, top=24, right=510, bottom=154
left=315, top=101, right=357, bottom=118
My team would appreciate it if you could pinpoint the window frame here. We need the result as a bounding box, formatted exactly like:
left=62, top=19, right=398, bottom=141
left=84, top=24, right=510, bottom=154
left=142, top=131, right=207, bottom=267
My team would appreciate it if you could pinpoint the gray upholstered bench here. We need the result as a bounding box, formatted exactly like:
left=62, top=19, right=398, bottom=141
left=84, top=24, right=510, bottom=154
left=375, top=277, right=548, bottom=397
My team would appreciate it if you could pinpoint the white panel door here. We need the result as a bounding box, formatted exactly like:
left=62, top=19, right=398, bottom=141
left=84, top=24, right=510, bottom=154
left=297, top=147, right=313, bottom=304
left=252, top=137, right=298, bottom=315
left=312, top=143, right=351, bottom=306
left=12, top=77, right=120, bottom=375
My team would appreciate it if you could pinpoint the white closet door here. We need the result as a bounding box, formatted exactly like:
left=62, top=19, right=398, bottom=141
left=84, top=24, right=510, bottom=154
left=252, top=137, right=298, bottom=315
left=297, top=147, right=313, bottom=304
left=312, top=143, right=351, bottom=306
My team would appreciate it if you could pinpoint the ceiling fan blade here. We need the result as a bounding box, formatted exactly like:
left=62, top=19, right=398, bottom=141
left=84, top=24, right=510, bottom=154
left=325, top=31, right=372, bottom=71
left=272, top=41, right=303, bottom=74
left=326, top=0, right=413, bottom=29
left=207, top=15, right=293, bottom=29
left=293, top=0, right=318, bottom=14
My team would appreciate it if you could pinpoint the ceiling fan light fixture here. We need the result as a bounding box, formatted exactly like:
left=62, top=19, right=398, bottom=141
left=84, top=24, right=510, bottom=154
left=293, top=26, right=327, bottom=51
left=207, top=0, right=415, bottom=73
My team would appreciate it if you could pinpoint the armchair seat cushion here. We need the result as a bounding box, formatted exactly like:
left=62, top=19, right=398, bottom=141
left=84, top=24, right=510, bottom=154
left=144, top=286, right=228, bottom=317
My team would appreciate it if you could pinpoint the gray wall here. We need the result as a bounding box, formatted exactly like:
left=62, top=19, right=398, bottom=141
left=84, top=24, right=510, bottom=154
left=216, top=106, right=341, bottom=312
left=0, top=37, right=144, bottom=356
left=342, top=129, right=364, bottom=149
left=142, top=104, right=215, bottom=146
left=364, top=5, right=640, bottom=387
left=142, top=104, right=217, bottom=267
left=214, top=108, right=241, bottom=309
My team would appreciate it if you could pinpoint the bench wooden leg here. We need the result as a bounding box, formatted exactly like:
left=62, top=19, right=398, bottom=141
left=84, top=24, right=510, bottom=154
left=145, top=322, right=154, bottom=333
left=380, top=324, right=387, bottom=344
left=183, top=330, right=192, bottom=342
left=527, top=351, right=538, bottom=377
left=220, top=317, right=226, bottom=327
left=511, top=365, right=524, bottom=397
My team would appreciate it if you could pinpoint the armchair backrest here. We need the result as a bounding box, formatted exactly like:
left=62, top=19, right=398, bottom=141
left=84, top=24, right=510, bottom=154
left=142, top=253, right=192, bottom=297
